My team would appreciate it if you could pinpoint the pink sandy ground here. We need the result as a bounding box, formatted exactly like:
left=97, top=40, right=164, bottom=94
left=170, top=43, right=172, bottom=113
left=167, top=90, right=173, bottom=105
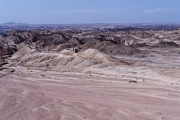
left=0, top=72, right=180, bottom=120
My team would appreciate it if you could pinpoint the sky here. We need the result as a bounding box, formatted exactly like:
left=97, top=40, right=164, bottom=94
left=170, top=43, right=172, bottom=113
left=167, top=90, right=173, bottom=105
left=0, top=0, right=180, bottom=24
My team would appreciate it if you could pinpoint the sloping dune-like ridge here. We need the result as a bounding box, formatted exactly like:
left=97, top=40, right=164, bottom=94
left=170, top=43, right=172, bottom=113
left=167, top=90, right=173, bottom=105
left=11, top=47, right=107, bottom=68
left=13, top=52, right=99, bottom=68
left=11, top=46, right=37, bottom=60
left=77, top=49, right=128, bottom=65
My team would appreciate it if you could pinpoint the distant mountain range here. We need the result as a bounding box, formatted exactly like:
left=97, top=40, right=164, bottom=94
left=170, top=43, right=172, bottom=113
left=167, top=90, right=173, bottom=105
left=3, top=22, right=26, bottom=25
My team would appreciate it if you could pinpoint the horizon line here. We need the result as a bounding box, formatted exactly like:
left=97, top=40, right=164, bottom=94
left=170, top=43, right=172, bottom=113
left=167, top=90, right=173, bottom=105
left=1, top=22, right=180, bottom=25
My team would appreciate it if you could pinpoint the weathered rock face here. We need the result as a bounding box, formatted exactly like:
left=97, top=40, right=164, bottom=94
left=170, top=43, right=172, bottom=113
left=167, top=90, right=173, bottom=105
left=154, top=41, right=179, bottom=48
left=27, top=33, right=68, bottom=46
left=0, top=58, right=6, bottom=67
left=0, top=43, right=17, bottom=56
left=80, top=39, right=140, bottom=55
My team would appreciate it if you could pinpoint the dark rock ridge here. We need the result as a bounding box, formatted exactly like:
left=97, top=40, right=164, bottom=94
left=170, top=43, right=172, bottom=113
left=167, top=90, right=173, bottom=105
left=154, top=41, right=179, bottom=48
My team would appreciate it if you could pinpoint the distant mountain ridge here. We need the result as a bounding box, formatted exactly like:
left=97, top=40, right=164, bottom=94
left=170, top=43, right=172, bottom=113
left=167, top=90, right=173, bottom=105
left=4, top=22, right=26, bottom=25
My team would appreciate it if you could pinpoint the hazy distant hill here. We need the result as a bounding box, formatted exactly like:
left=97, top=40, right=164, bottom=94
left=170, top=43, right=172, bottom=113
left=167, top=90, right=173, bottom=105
left=4, top=22, right=26, bottom=25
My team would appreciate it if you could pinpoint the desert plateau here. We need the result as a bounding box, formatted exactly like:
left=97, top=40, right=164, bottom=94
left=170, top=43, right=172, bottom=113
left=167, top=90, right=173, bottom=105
left=0, top=24, right=180, bottom=120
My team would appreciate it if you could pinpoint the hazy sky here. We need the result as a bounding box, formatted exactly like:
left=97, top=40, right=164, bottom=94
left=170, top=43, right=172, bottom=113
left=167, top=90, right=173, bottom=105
left=0, top=0, right=180, bottom=24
